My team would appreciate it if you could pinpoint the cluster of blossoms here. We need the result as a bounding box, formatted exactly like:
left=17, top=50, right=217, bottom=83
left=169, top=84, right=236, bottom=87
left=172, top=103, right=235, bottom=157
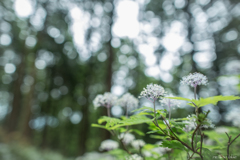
left=180, top=72, right=208, bottom=88
left=125, top=154, right=143, bottom=160
left=131, top=139, right=146, bottom=150
left=93, top=92, right=117, bottom=109
left=154, top=141, right=171, bottom=154
left=118, top=133, right=135, bottom=145
left=139, top=84, right=166, bottom=102
left=183, top=114, right=215, bottom=132
left=99, top=139, right=119, bottom=151
left=183, top=120, right=196, bottom=132
left=160, top=94, right=180, bottom=109
left=118, top=93, right=139, bottom=110
left=93, top=92, right=139, bottom=111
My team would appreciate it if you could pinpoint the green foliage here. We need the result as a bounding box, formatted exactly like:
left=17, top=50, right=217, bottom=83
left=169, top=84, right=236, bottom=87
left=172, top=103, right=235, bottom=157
left=132, top=106, right=155, bottom=113
left=92, top=114, right=153, bottom=130
left=167, top=96, right=240, bottom=107
left=129, top=129, right=145, bottom=136
left=195, top=148, right=218, bottom=160
left=108, top=149, right=128, bottom=159
left=161, top=140, right=187, bottom=151
left=92, top=84, right=240, bottom=160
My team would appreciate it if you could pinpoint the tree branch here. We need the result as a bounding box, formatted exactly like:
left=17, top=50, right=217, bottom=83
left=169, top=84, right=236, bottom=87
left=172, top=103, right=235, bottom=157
left=225, top=132, right=240, bottom=160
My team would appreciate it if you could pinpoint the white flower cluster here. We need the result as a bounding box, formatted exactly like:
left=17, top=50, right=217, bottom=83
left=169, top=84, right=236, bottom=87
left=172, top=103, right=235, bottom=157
left=183, top=114, right=214, bottom=132
left=142, top=151, right=152, bottom=157
left=183, top=120, right=196, bottom=132
left=180, top=72, right=208, bottom=87
left=202, top=118, right=215, bottom=129
left=152, top=141, right=171, bottom=155
left=125, top=154, right=143, bottom=160
left=139, top=84, right=166, bottom=101
left=160, top=94, right=180, bottom=108
left=118, top=93, right=139, bottom=110
left=99, top=139, right=119, bottom=151
left=118, top=133, right=135, bottom=145
left=93, top=92, right=117, bottom=109
left=131, top=139, right=145, bottom=150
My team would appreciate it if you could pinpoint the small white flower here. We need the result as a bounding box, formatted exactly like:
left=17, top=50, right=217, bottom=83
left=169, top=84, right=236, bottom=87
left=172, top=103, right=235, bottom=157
left=99, top=139, right=119, bottom=151
left=180, top=72, right=208, bottom=87
left=163, top=120, right=170, bottom=126
left=118, top=93, right=139, bottom=110
left=118, top=133, right=135, bottom=145
left=160, top=94, right=180, bottom=108
left=153, top=141, right=171, bottom=155
left=143, top=151, right=152, bottom=157
left=125, top=154, right=143, bottom=160
left=183, top=120, right=196, bottom=132
left=139, top=84, right=166, bottom=102
left=183, top=114, right=214, bottom=132
left=93, top=92, right=118, bottom=109
left=202, top=118, right=215, bottom=129
left=131, top=139, right=145, bottom=150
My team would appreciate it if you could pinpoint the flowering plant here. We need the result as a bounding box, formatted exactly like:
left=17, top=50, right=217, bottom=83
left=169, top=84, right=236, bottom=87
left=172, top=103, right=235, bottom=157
left=92, top=73, right=240, bottom=160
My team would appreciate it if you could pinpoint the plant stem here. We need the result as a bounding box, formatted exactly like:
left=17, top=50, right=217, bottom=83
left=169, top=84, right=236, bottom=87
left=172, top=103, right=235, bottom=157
left=194, top=86, right=197, bottom=100
left=200, top=133, right=204, bottom=155
left=119, top=138, right=130, bottom=154
left=107, top=106, right=111, bottom=117
left=191, top=111, right=210, bottom=155
left=168, top=100, right=171, bottom=120
left=153, top=100, right=158, bottom=126
left=194, top=86, right=199, bottom=150
left=126, top=106, right=128, bottom=118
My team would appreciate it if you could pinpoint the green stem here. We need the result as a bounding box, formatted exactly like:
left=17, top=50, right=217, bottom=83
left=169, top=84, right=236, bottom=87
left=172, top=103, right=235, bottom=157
left=153, top=100, right=158, bottom=126
left=168, top=101, right=171, bottom=120
left=194, top=86, right=197, bottom=100
left=126, top=106, right=128, bottom=118
left=107, top=106, right=111, bottom=117
left=194, top=86, right=199, bottom=149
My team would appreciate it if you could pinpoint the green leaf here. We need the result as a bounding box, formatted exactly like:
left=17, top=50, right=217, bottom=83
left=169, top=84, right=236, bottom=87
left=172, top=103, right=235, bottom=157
left=149, top=135, right=167, bottom=140
left=146, top=130, right=161, bottom=134
left=109, top=115, right=153, bottom=130
left=108, top=149, right=128, bottom=158
left=98, top=116, right=121, bottom=127
left=131, top=106, right=154, bottom=113
left=203, top=145, right=226, bottom=150
left=201, top=148, right=218, bottom=159
left=91, top=124, right=109, bottom=130
left=171, top=117, right=189, bottom=121
left=167, top=95, right=240, bottom=108
left=192, top=95, right=240, bottom=107
left=130, top=129, right=145, bottom=136
left=165, top=97, right=192, bottom=102
left=161, top=140, right=186, bottom=151
left=143, top=144, right=158, bottom=150
left=156, top=109, right=167, bottom=117
left=118, top=127, right=128, bottom=133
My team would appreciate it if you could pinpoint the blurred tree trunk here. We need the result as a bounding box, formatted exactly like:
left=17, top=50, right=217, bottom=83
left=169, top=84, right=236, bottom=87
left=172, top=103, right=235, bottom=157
left=104, top=1, right=115, bottom=140
left=79, top=73, right=91, bottom=155
left=22, top=52, right=37, bottom=137
left=105, top=0, right=115, bottom=92
left=7, top=44, right=26, bottom=133
left=41, top=67, right=55, bottom=148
